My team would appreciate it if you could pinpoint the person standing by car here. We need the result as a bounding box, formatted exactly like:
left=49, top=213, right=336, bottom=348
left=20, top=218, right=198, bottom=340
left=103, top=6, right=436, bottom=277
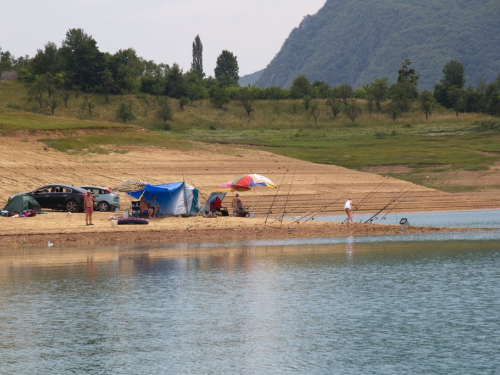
left=84, top=191, right=96, bottom=225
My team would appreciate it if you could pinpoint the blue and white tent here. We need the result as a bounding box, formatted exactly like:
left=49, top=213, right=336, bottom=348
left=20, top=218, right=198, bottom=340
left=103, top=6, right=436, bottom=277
left=126, top=182, right=201, bottom=217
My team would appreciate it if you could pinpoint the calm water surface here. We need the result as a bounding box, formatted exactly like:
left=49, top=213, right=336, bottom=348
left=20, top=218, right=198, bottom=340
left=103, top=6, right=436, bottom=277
left=317, top=208, right=500, bottom=228
left=1, top=237, right=500, bottom=374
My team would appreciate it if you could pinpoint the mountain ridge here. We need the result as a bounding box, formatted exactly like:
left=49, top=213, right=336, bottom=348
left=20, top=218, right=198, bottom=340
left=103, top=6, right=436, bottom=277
left=253, top=0, right=500, bottom=90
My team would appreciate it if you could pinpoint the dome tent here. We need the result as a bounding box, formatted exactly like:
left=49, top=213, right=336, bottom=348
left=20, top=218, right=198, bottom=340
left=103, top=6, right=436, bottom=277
left=4, top=195, right=42, bottom=214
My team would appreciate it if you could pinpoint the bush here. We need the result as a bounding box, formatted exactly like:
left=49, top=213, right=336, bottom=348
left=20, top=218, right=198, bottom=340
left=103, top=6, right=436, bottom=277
left=475, top=121, right=500, bottom=131
left=6, top=103, right=21, bottom=110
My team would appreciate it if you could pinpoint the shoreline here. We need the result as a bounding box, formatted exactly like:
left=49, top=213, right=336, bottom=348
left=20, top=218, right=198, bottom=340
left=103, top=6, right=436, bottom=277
left=0, top=213, right=476, bottom=249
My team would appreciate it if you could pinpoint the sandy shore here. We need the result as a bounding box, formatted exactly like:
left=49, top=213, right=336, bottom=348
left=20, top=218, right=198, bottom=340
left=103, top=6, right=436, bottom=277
left=0, top=135, right=498, bottom=248
left=0, top=211, right=472, bottom=248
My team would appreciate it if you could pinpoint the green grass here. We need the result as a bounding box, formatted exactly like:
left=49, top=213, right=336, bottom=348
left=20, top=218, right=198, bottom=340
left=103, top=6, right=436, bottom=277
left=2, top=81, right=500, bottom=192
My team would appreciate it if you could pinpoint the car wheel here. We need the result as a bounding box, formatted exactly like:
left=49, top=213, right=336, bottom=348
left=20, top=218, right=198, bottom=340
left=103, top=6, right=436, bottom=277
left=66, top=200, right=79, bottom=213
left=98, top=201, right=110, bottom=212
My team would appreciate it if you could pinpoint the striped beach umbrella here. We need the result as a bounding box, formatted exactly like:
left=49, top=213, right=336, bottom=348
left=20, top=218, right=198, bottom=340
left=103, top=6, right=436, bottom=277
left=113, top=180, right=148, bottom=192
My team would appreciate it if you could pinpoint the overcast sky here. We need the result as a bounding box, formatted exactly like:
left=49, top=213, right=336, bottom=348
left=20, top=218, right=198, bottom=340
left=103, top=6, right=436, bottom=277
left=1, top=0, right=326, bottom=77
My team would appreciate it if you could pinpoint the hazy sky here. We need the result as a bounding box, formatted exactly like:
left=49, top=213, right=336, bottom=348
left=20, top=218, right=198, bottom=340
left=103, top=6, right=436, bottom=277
left=1, top=0, right=326, bottom=76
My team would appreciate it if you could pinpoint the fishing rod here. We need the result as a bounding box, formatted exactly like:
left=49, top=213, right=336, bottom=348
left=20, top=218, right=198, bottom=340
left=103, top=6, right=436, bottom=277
left=364, top=184, right=411, bottom=224
left=277, top=166, right=298, bottom=225
left=268, top=186, right=301, bottom=225
left=301, top=198, right=343, bottom=224
left=264, top=170, right=288, bottom=225
left=343, top=176, right=389, bottom=223
left=377, top=184, right=418, bottom=223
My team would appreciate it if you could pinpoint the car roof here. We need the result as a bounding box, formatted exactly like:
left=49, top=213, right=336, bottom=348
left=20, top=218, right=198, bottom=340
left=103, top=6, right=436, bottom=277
left=36, top=184, right=88, bottom=192
left=80, top=185, right=111, bottom=190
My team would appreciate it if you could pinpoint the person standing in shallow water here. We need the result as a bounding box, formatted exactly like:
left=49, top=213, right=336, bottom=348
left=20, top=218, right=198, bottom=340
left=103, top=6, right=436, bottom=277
left=84, top=191, right=96, bottom=226
left=344, top=198, right=357, bottom=223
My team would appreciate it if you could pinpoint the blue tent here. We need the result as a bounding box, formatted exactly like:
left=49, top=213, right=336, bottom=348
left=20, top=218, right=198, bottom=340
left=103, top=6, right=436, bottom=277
left=126, top=182, right=201, bottom=217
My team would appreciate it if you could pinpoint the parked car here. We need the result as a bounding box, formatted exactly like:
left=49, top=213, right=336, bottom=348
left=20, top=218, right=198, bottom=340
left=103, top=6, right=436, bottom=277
left=80, top=186, right=121, bottom=212
left=8, top=184, right=88, bottom=213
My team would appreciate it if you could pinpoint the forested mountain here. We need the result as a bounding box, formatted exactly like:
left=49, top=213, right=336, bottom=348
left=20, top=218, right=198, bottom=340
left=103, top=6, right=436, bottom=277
left=254, top=0, right=500, bottom=90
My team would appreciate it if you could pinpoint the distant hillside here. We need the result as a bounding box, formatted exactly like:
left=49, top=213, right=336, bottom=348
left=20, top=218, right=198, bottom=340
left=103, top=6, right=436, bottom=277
left=255, top=0, right=500, bottom=90
left=239, top=69, right=264, bottom=86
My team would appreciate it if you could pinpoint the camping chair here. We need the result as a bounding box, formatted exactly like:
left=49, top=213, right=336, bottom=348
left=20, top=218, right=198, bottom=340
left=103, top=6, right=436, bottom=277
left=131, top=201, right=143, bottom=217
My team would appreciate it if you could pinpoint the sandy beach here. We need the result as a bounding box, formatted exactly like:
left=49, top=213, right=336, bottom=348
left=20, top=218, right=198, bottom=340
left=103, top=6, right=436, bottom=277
left=1, top=135, right=498, bottom=248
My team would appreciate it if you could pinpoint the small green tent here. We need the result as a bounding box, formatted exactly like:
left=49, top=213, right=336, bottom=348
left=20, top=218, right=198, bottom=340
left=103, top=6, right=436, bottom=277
left=3, top=195, right=42, bottom=214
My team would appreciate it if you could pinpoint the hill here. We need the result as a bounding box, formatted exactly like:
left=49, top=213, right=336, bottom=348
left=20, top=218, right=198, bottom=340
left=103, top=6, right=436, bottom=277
left=255, top=0, right=500, bottom=90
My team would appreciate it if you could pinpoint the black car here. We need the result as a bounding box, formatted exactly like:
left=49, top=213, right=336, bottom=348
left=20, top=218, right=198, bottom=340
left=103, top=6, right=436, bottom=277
left=9, top=184, right=89, bottom=213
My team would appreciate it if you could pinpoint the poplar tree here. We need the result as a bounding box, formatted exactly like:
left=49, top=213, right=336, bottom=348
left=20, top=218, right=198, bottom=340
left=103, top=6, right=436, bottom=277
left=191, top=35, right=204, bottom=78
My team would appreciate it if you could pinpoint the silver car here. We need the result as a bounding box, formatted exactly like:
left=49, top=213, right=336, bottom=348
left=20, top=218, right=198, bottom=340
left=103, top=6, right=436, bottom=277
left=80, top=186, right=121, bottom=212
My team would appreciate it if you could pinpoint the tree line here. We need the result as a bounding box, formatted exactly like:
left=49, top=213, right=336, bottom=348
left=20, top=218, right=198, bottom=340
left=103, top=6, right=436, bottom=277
left=1, top=29, right=499, bottom=123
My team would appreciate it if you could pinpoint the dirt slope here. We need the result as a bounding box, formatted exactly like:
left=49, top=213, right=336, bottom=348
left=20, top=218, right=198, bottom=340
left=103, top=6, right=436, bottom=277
left=1, top=136, right=498, bottom=215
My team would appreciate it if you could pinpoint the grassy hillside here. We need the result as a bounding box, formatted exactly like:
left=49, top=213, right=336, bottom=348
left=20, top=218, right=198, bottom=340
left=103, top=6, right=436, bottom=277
left=255, top=0, right=500, bottom=90
left=1, top=82, right=500, bottom=192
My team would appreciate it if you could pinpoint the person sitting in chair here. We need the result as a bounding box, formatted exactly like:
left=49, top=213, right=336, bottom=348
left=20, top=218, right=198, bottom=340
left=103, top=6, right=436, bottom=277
left=149, top=195, right=159, bottom=218
left=210, top=196, right=222, bottom=215
left=232, top=193, right=248, bottom=217
left=139, top=196, right=153, bottom=218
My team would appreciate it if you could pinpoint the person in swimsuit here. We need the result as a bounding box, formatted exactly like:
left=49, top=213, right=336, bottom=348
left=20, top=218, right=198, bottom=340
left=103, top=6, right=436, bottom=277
left=84, top=190, right=96, bottom=226
left=139, top=196, right=153, bottom=218
left=149, top=195, right=159, bottom=218
left=232, top=193, right=248, bottom=217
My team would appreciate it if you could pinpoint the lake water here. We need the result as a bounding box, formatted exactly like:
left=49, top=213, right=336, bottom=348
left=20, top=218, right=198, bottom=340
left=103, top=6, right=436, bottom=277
left=2, top=228, right=500, bottom=374
left=315, top=208, right=500, bottom=228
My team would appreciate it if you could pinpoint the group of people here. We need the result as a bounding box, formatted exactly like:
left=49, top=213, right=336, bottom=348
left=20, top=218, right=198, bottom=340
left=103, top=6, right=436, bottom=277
left=139, top=195, right=159, bottom=218
left=84, top=189, right=356, bottom=225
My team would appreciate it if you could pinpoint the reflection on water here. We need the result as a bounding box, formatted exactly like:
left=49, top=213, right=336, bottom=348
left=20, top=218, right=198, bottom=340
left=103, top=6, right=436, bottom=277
left=1, top=240, right=500, bottom=374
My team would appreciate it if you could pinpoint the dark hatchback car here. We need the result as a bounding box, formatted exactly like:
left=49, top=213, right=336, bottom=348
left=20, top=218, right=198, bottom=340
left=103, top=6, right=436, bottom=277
left=8, top=184, right=88, bottom=213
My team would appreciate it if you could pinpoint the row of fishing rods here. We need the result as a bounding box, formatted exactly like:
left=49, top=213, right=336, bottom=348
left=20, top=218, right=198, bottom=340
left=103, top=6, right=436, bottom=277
left=260, top=174, right=417, bottom=226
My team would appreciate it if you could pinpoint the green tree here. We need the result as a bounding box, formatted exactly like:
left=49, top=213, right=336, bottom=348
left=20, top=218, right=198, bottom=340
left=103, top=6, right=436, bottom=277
left=101, top=69, right=116, bottom=104
left=309, top=102, right=321, bottom=125
left=441, top=60, right=466, bottom=88
left=325, top=93, right=342, bottom=119
left=59, top=28, right=105, bottom=91
left=367, top=78, right=389, bottom=110
left=417, top=90, right=436, bottom=120
left=179, top=96, right=189, bottom=110
left=447, top=86, right=465, bottom=116
left=290, top=75, right=311, bottom=99
left=157, top=98, right=173, bottom=123
left=336, top=84, right=354, bottom=107
left=81, top=95, right=95, bottom=119
left=302, top=95, right=312, bottom=111
left=214, top=50, right=239, bottom=86
left=385, top=102, right=401, bottom=123
left=27, top=79, right=48, bottom=110
left=365, top=96, right=375, bottom=118
left=239, top=87, right=257, bottom=116
left=31, top=42, right=60, bottom=76
left=0, top=47, right=14, bottom=74
left=72, top=85, right=81, bottom=99
left=209, top=84, right=230, bottom=108
left=397, top=58, right=420, bottom=86
left=389, top=81, right=416, bottom=114
left=266, top=86, right=287, bottom=102
left=191, top=35, right=204, bottom=78
left=312, top=80, right=330, bottom=98
left=49, top=94, right=59, bottom=115
left=62, top=91, right=70, bottom=108
left=344, top=101, right=363, bottom=124
left=115, top=102, right=136, bottom=123
left=106, top=48, right=143, bottom=93
left=165, top=64, right=187, bottom=98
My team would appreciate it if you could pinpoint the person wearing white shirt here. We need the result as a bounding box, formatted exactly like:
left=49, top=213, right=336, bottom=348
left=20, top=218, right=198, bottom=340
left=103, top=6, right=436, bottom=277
left=344, top=198, right=356, bottom=223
